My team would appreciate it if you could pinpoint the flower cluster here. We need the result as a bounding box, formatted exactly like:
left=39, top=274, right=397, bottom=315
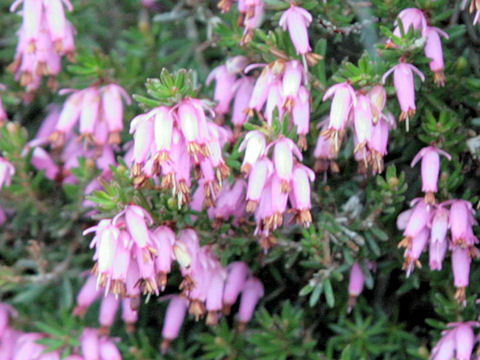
left=161, top=262, right=264, bottom=351
left=245, top=59, right=311, bottom=149
left=24, top=106, right=117, bottom=195
left=9, top=0, right=76, bottom=92
left=84, top=207, right=263, bottom=331
left=49, top=84, right=131, bottom=148
left=383, top=8, right=449, bottom=127
left=397, top=198, right=478, bottom=303
left=431, top=321, right=480, bottom=360
left=319, top=82, right=395, bottom=174
left=239, top=131, right=314, bottom=242
left=0, top=303, right=122, bottom=360
left=127, top=99, right=231, bottom=207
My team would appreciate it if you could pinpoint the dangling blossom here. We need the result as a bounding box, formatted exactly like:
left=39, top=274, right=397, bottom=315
left=382, top=61, right=424, bottom=126
left=321, top=81, right=357, bottom=154
left=410, top=145, right=451, bottom=204
left=392, top=8, right=428, bottom=38
left=0, top=157, right=15, bottom=190
left=431, top=322, right=480, bottom=360
left=9, top=0, right=76, bottom=92
left=161, top=296, right=189, bottom=353
left=424, top=27, right=449, bottom=86
left=347, top=261, right=365, bottom=312
left=279, top=4, right=312, bottom=55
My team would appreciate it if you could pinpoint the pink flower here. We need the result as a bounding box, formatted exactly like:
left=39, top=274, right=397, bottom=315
left=454, top=322, right=476, bottom=359
left=99, top=338, right=122, bottom=360
left=161, top=296, right=189, bottom=353
left=292, top=86, right=311, bottom=149
left=399, top=199, right=431, bottom=249
left=411, top=145, right=451, bottom=203
left=101, top=84, right=131, bottom=144
left=403, top=227, right=429, bottom=276
left=279, top=5, right=312, bottom=55
left=73, top=275, right=102, bottom=317
left=428, top=205, right=449, bottom=270
left=31, top=147, right=59, bottom=180
left=223, top=262, right=250, bottom=311
left=80, top=328, right=100, bottom=360
left=239, top=130, right=267, bottom=175
left=282, top=60, right=304, bottom=111
left=382, top=62, right=425, bottom=124
left=448, top=200, right=477, bottom=247
left=238, top=277, right=264, bottom=324
left=368, top=115, right=392, bottom=174
left=290, top=163, right=315, bottom=226
left=272, top=137, right=303, bottom=193
left=392, top=8, right=427, bottom=38
left=206, top=64, right=237, bottom=115
left=231, top=76, right=254, bottom=130
left=451, top=246, right=472, bottom=304
left=0, top=157, right=15, bottom=190
left=246, top=157, right=274, bottom=212
left=99, top=294, right=120, bottom=333
left=353, top=94, right=374, bottom=161
left=322, top=82, right=357, bottom=153
left=348, top=261, right=365, bottom=312
left=424, top=27, right=449, bottom=86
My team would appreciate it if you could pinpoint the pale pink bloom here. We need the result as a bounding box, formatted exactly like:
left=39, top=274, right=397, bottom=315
left=411, top=146, right=451, bottom=202
left=429, top=240, right=448, bottom=271
left=79, top=87, right=101, bottom=137
left=396, top=209, right=412, bottom=230
left=225, top=56, right=248, bottom=74
left=74, top=275, right=102, bottom=316
left=449, top=200, right=477, bottom=247
left=99, top=339, right=122, bottom=360
left=404, top=227, right=429, bottom=276
left=282, top=60, right=303, bottom=109
left=206, top=269, right=227, bottom=324
left=242, top=1, right=264, bottom=44
left=223, top=262, right=250, bottom=308
left=13, top=333, right=45, bottom=360
left=239, top=130, right=266, bottom=174
left=232, top=76, right=254, bottom=128
left=54, top=90, right=83, bottom=136
left=353, top=94, right=374, bottom=158
left=0, top=328, right=22, bottom=360
left=101, top=84, right=131, bottom=143
left=348, top=261, right=365, bottom=312
left=451, top=246, right=471, bottom=303
left=279, top=4, right=313, bottom=54
left=206, top=64, right=237, bottom=115
left=81, top=328, right=100, bottom=360
left=246, top=63, right=279, bottom=112
left=292, top=86, right=310, bottom=137
left=393, top=8, right=427, bottom=38
left=425, top=27, right=449, bottom=86
left=264, top=80, right=284, bottom=126
left=152, top=106, right=173, bottom=163
left=431, top=328, right=455, bottom=360
left=368, top=115, right=391, bottom=174
left=238, top=277, right=264, bottom=323
left=382, top=62, right=425, bottom=123
left=214, top=179, right=247, bottom=220
left=290, top=163, right=315, bottom=226
left=272, top=137, right=302, bottom=192
left=401, top=199, right=431, bottom=241
left=123, top=205, right=153, bottom=249
left=246, top=157, right=274, bottom=212
left=454, top=323, right=475, bottom=359
left=31, top=147, right=59, bottom=180
left=429, top=205, right=449, bottom=271
left=121, top=298, right=138, bottom=332
left=323, top=82, right=357, bottom=131
left=0, top=157, right=15, bottom=190
left=366, top=85, right=387, bottom=121
left=161, top=296, right=189, bottom=352
left=150, top=226, right=176, bottom=290
left=99, top=293, right=120, bottom=330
